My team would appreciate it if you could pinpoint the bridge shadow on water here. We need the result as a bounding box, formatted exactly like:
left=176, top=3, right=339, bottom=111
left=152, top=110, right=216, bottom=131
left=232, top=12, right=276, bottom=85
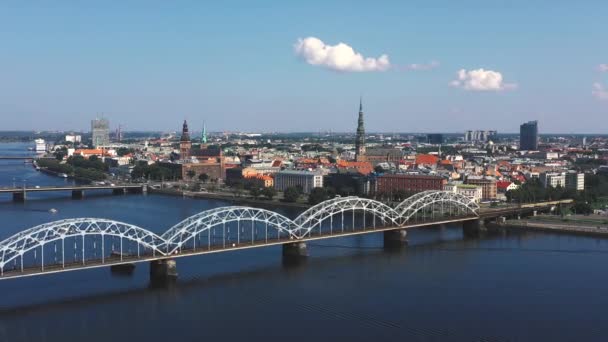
left=0, top=230, right=485, bottom=316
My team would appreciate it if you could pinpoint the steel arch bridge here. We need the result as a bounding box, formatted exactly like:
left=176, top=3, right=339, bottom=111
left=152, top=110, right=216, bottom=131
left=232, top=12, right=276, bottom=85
left=0, top=190, right=481, bottom=279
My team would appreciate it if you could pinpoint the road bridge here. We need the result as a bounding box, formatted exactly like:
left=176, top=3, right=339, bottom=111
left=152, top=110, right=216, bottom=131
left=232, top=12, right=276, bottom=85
left=0, top=191, right=570, bottom=282
left=0, top=184, right=147, bottom=201
left=0, top=156, right=35, bottom=160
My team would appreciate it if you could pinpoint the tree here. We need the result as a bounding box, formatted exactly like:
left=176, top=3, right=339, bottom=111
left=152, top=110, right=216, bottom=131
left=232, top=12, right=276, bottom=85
left=198, top=173, right=209, bottom=183
left=250, top=187, right=262, bottom=199
left=283, top=187, right=300, bottom=203
left=232, top=181, right=244, bottom=197
left=308, top=187, right=329, bottom=205
left=262, top=187, right=276, bottom=200
left=186, top=170, right=196, bottom=179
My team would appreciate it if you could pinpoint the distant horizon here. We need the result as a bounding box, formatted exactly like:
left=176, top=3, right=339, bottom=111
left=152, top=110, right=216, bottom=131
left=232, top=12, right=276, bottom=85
left=1, top=130, right=607, bottom=137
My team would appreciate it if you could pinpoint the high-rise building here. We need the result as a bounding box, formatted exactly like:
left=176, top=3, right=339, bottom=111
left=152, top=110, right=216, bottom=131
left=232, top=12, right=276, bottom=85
left=427, top=134, right=444, bottom=144
left=180, top=120, right=192, bottom=160
left=355, top=97, right=366, bottom=161
left=520, top=120, right=539, bottom=150
left=91, top=118, right=110, bottom=148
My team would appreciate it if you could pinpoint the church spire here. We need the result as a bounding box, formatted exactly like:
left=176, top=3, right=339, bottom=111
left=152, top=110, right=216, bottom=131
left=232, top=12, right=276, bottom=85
left=355, top=97, right=366, bottom=161
left=201, top=121, right=208, bottom=144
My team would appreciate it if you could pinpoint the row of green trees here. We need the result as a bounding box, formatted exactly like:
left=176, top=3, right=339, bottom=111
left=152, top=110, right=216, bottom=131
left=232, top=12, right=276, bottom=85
left=131, top=164, right=181, bottom=181
left=37, top=156, right=107, bottom=181
left=506, top=174, right=608, bottom=215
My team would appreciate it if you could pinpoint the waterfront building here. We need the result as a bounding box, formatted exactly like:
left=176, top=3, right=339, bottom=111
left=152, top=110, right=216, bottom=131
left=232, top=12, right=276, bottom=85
left=565, top=171, right=585, bottom=191
left=520, top=120, right=539, bottom=151
left=34, top=139, right=46, bottom=153
left=355, top=97, right=366, bottom=161
left=91, top=118, right=110, bottom=147
left=180, top=120, right=192, bottom=160
left=465, top=176, right=497, bottom=200
left=375, top=174, right=444, bottom=196
left=274, top=170, right=323, bottom=194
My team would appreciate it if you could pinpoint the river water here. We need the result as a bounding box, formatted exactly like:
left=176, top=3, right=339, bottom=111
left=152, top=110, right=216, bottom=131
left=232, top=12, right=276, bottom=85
left=1, top=142, right=608, bottom=342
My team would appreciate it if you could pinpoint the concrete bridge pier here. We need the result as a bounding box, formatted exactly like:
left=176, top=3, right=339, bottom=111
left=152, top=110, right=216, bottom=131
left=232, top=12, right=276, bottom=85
left=282, top=242, right=308, bottom=259
left=383, top=229, right=408, bottom=248
left=150, top=259, right=178, bottom=281
left=112, top=188, right=126, bottom=195
left=71, top=190, right=84, bottom=199
left=12, top=192, right=26, bottom=202
left=463, top=219, right=487, bottom=237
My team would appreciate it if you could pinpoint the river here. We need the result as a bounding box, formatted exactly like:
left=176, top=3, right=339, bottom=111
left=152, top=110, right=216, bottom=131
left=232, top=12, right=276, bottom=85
left=1, top=142, right=607, bottom=342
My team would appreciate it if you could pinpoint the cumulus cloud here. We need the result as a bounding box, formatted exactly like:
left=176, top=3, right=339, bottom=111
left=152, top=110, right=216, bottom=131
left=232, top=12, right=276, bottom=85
left=450, top=68, right=517, bottom=91
left=598, top=64, right=608, bottom=72
left=294, top=37, right=390, bottom=72
left=406, top=60, right=440, bottom=71
left=592, top=82, right=608, bottom=100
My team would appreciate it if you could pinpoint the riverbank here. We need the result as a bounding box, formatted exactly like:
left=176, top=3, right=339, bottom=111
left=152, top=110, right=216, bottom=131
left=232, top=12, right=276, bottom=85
left=502, top=217, right=608, bottom=237
left=149, top=187, right=311, bottom=209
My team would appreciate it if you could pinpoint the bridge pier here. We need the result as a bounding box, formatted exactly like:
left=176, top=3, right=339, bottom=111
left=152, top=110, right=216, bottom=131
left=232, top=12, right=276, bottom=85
left=463, top=219, right=487, bottom=237
left=383, top=229, right=408, bottom=248
left=12, top=192, right=26, bottom=202
left=112, top=188, right=126, bottom=195
left=282, top=242, right=308, bottom=259
left=150, top=259, right=178, bottom=281
left=71, top=190, right=84, bottom=199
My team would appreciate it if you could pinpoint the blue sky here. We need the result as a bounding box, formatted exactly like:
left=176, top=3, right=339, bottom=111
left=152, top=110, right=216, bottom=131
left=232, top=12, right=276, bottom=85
left=1, top=1, right=607, bottom=133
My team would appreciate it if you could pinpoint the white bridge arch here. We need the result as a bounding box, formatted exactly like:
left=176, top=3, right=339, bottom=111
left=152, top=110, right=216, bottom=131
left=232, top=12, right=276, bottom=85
left=394, top=190, right=480, bottom=223
left=0, top=218, right=166, bottom=275
left=161, top=206, right=299, bottom=254
left=292, top=196, right=401, bottom=238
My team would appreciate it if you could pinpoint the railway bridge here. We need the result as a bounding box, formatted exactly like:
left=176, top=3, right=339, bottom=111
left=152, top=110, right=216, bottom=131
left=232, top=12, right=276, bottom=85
left=0, top=191, right=569, bottom=282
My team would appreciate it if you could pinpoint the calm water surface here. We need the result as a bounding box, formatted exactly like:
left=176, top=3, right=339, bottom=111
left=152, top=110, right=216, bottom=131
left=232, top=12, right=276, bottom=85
left=0, top=143, right=607, bottom=342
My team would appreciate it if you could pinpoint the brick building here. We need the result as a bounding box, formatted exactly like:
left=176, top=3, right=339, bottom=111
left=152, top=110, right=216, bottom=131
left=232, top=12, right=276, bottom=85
left=374, top=174, right=444, bottom=195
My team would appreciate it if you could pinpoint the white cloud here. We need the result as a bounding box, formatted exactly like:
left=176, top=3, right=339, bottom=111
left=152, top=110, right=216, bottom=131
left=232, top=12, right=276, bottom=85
left=450, top=68, right=517, bottom=91
left=592, top=82, right=608, bottom=100
left=598, top=64, right=608, bottom=72
left=406, top=60, right=440, bottom=71
left=294, top=37, right=390, bottom=72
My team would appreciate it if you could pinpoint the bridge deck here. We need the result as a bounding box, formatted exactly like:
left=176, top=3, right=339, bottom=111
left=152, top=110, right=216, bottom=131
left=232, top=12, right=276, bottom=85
left=0, top=185, right=143, bottom=193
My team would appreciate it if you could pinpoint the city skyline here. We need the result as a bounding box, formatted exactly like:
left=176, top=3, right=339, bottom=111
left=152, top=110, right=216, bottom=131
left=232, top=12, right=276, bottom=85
left=1, top=1, right=607, bottom=133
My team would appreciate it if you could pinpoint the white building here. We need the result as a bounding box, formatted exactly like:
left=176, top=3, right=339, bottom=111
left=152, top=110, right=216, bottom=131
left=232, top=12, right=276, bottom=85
left=34, top=139, right=46, bottom=153
left=274, top=170, right=323, bottom=194
left=539, top=172, right=566, bottom=188
left=444, top=183, right=483, bottom=203
left=65, top=134, right=82, bottom=143
left=565, top=171, right=585, bottom=191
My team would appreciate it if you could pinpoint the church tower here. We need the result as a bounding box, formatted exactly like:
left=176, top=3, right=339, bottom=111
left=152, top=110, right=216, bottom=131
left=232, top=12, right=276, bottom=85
left=180, top=120, right=192, bottom=160
left=355, top=97, right=366, bottom=161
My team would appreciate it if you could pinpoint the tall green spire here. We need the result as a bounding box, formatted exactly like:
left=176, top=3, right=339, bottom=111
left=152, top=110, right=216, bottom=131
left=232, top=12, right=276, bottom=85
left=201, top=121, right=207, bottom=144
